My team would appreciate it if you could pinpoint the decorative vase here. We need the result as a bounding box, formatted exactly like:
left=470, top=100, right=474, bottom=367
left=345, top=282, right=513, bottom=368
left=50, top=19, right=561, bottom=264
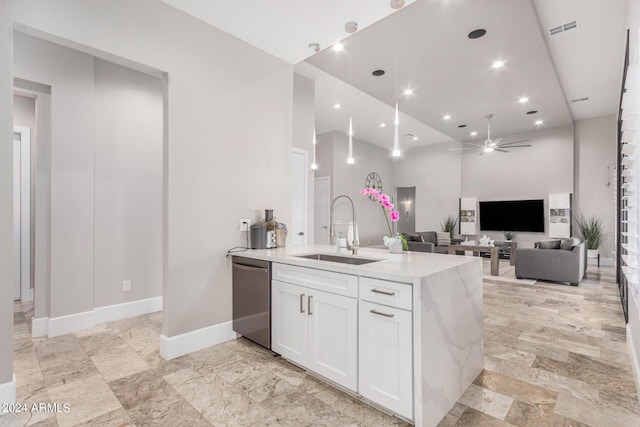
left=383, top=235, right=403, bottom=254
left=587, top=249, right=599, bottom=258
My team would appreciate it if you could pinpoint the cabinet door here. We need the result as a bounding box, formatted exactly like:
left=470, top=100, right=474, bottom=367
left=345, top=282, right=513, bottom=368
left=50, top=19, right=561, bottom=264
left=307, top=289, right=358, bottom=391
left=271, top=280, right=307, bottom=367
left=359, top=300, right=413, bottom=420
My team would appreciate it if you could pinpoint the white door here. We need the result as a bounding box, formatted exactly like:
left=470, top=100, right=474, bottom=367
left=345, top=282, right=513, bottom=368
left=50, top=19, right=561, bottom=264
left=307, top=289, right=358, bottom=391
left=13, top=127, right=31, bottom=302
left=359, top=300, right=413, bottom=420
left=271, top=280, right=308, bottom=366
left=291, top=149, right=308, bottom=245
left=314, top=177, right=330, bottom=244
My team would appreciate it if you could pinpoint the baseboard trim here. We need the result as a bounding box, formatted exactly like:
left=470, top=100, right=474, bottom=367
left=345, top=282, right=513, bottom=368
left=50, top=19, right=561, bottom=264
left=160, top=320, right=234, bottom=360
left=31, top=316, right=49, bottom=338
left=48, top=310, right=96, bottom=338
left=46, top=296, right=163, bottom=338
left=95, top=297, right=162, bottom=324
left=0, top=375, right=16, bottom=406
left=627, top=324, right=640, bottom=407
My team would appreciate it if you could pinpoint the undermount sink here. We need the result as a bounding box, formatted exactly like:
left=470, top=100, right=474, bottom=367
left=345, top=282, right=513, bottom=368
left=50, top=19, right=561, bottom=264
left=295, top=253, right=383, bottom=265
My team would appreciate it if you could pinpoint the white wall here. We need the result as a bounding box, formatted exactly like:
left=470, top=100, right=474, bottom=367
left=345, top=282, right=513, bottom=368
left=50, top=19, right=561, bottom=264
left=292, top=73, right=315, bottom=244
left=13, top=95, right=34, bottom=128
left=394, top=142, right=462, bottom=233
left=11, top=0, right=294, bottom=340
left=0, top=0, right=15, bottom=389
left=94, top=59, right=163, bottom=307
left=574, top=115, right=617, bottom=259
left=461, top=125, right=574, bottom=247
left=14, top=32, right=96, bottom=318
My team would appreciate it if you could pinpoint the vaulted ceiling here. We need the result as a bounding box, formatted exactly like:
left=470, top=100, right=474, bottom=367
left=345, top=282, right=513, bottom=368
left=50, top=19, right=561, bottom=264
left=161, top=0, right=627, bottom=149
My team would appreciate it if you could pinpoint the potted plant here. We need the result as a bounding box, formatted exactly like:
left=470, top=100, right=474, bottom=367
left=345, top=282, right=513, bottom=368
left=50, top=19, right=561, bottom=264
left=503, top=231, right=517, bottom=242
left=441, top=216, right=458, bottom=240
left=575, top=215, right=604, bottom=258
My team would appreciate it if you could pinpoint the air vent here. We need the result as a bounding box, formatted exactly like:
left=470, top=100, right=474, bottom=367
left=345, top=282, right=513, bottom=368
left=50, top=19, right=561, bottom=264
left=570, top=97, right=590, bottom=103
left=549, top=20, right=578, bottom=37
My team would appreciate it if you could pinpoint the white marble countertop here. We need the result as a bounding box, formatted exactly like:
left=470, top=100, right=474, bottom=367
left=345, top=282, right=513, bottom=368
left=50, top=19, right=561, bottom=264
left=231, top=244, right=480, bottom=283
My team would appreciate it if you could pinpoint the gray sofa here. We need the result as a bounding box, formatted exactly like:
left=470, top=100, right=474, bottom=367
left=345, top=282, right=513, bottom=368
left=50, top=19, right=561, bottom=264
left=515, top=239, right=587, bottom=286
left=403, top=231, right=464, bottom=254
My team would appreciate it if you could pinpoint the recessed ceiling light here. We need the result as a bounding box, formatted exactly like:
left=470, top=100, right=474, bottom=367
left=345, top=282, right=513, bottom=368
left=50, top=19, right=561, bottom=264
left=492, top=60, right=505, bottom=69
left=390, top=0, right=405, bottom=9
left=518, top=97, right=529, bottom=103
left=334, top=103, right=341, bottom=109
left=372, top=69, right=386, bottom=76
left=470, top=131, right=478, bottom=136
left=458, top=124, right=467, bottom=128
left=380, top=123, right=386, bottom=128
left=413, top=136, right=419, bottom=141
left=468, top=29, right=487, bottom=39
left=535, top=119, right=544, bottom=125
left=332, top=42, right=344, bottom=52
left=404, top=89, right=413, bottom=96
left=345, top=21, right=358, bottom=34
left=443, top=115, right=451, bottom=120
left=526, top=110, right=538, bottom=115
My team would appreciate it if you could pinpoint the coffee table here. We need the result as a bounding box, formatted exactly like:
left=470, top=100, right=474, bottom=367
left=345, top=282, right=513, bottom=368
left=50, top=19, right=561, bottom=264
left=448, top=244, right=501, bottom=276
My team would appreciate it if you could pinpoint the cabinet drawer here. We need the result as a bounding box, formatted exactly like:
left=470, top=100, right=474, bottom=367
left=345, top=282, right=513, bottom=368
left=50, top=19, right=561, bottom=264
left=273, top=263, right=358, bottom=298
left=359, top=277, right=412, bottom=311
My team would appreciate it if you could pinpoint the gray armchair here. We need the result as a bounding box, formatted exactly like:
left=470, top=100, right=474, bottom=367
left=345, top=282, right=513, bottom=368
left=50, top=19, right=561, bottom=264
left=515, top=240, right=586, bottom=286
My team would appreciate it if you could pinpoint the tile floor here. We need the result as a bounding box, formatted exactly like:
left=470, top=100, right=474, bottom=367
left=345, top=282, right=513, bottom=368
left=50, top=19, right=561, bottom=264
left=0, top=261, right=638, bottom=426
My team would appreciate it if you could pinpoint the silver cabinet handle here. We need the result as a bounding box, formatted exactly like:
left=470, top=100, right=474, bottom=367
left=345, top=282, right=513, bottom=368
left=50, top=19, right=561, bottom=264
left=308, top=295, right=313, bottom=315
left=371, top=289, right=395, bottom=296
left=370, top=309, right=394, bottom=318
left=297, top=232, right=305, bottom=236
left=300, top=294, right=305, bottom=313
left=233, top=263, right=268, bottom=273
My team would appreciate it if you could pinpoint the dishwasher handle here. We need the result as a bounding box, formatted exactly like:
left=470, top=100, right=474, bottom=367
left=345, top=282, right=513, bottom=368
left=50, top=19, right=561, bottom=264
left=233, top=263, right=269, bottom=274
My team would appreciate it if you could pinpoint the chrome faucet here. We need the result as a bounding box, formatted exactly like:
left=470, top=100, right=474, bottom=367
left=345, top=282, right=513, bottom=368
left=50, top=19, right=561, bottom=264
left=329, top=195, right=359, bottom=255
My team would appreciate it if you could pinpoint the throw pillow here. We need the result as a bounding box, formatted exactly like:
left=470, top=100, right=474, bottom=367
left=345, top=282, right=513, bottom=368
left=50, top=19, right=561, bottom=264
left=537, top=239, right=561, bottom=249
left=560, top=237, right=582, bottom=251
left=404, top=233, right=423, bottom=242
left=436, top=232, right=451, bottom=246
left=419, top=231, right=437, bottom=244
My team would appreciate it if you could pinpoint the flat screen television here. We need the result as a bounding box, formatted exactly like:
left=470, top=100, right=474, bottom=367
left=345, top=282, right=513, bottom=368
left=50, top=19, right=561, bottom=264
left=479, top=199, right=544, bottom=232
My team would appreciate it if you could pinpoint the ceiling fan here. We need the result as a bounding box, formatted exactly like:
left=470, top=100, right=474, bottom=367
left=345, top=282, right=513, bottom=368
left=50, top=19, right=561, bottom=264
left=449, top=114, right=531, bottom=156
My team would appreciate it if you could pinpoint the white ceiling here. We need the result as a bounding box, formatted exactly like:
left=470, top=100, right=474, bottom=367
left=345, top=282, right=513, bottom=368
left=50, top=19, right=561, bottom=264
left=160, top=0, right=628, bottom=144
left=306, top=0, right=574, bottom=143
left=159, top=0, right=417, bottom=64
left=532, top=0, right=627, bottom=120
left=295, top=62, right=453, bottom=150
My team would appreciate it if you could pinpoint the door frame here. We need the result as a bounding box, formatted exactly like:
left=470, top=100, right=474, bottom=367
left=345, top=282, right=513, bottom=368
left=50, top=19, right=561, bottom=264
left=13, top=125, right=33, bottom=302
left=291, top=147, right=309, bottom=245
left=314, top=176, right=331, bottom=244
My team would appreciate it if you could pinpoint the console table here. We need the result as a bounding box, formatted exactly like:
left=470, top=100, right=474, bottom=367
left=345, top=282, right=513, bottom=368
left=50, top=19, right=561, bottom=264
left=448, top=244, right=500, bottom=276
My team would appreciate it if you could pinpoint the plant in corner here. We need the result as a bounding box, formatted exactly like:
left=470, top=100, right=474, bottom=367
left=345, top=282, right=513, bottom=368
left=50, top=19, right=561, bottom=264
left=441, top=215, right=458, bottom=240
left=503, top=231, right=517, bottom=241
left=575, top=215, right=604, bottom=254
left=360, top=188, right=408, bottom=251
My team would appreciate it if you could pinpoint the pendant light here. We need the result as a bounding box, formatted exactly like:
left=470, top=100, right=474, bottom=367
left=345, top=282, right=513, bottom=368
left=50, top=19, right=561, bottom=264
left=311, top=126, right=318, bottom=170
left=347, top=116, right=354, bottom=164
left=391, top=14, right=401, bottom=157
left=346, top=38, right=355, bottom=165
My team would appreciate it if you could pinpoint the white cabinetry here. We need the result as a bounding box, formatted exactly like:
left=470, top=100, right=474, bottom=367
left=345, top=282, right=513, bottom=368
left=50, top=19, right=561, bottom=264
left=271, top=264, right=413, bottom=419
left=359, top=280, right=413, bottom=420
left=271, top=264, right=358, bottom=391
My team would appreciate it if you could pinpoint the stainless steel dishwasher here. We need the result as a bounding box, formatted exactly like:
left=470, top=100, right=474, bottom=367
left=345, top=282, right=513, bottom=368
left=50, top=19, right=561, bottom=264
left=232, top=256, right=271, bottom=349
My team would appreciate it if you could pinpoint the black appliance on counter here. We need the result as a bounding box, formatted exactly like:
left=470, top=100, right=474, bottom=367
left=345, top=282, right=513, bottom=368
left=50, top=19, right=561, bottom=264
left=232, top=256, right=271, bottom=349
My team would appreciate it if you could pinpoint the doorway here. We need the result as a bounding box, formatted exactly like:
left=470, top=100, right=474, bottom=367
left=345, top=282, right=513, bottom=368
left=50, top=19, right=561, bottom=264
left=397, top=187, right=416, bottom=235
left=13, top=126, right=32, bottom=302
left=314, top=176, right=331, bottom=244
left=291, top=148, right=309, bottom=245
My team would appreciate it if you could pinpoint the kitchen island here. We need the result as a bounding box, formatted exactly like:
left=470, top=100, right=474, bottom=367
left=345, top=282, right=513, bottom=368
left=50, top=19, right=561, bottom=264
left=233, top=245, right=483, bottom=427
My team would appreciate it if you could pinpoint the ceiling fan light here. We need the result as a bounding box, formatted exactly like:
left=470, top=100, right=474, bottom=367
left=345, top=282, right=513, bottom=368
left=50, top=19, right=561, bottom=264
left=484, top=146, right=495, bottom=153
